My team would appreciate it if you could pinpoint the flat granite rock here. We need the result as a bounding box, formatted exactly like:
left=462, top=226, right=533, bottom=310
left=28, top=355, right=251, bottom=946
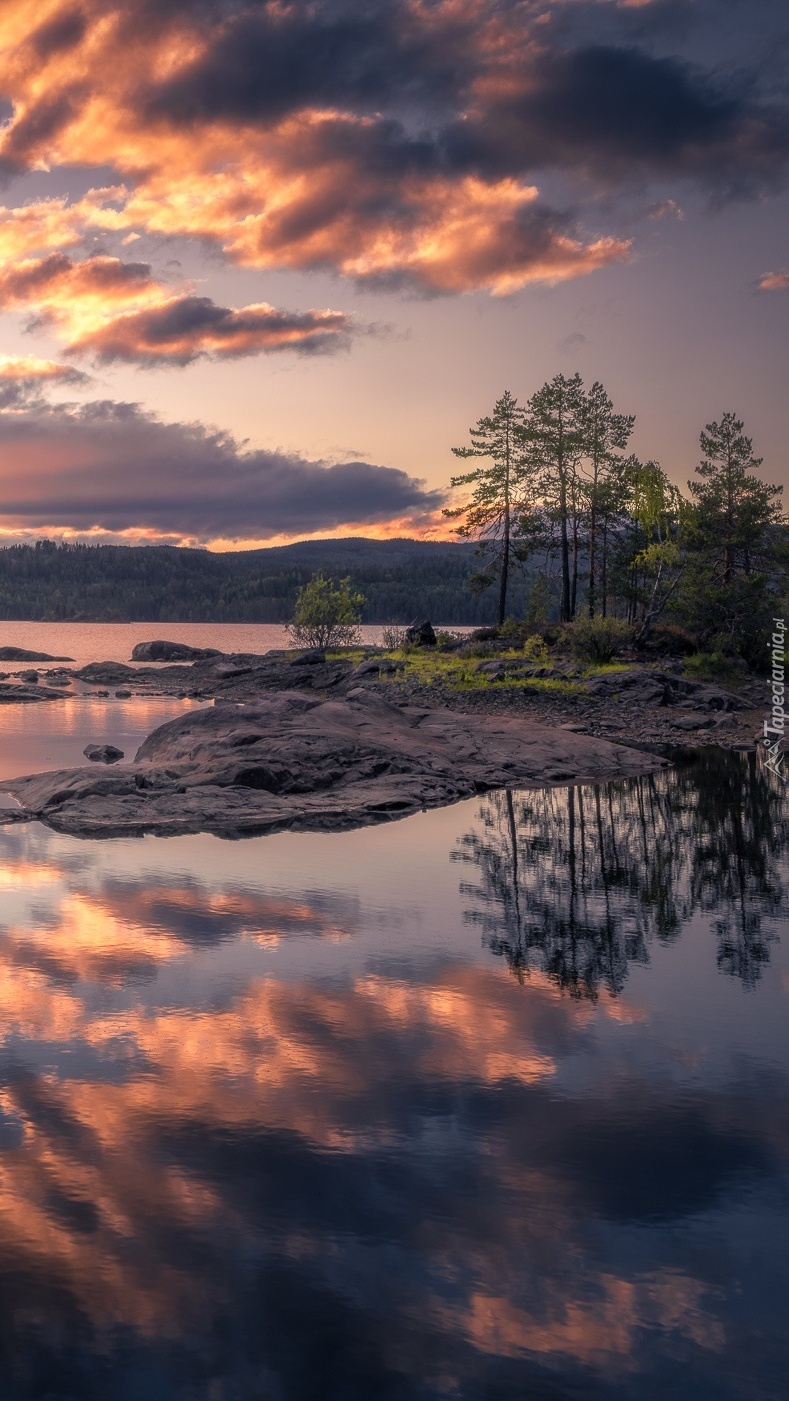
left=0, top=682, right=66, bottom=704
left=4, top=688, right=668, bottom=839
left=0, top=647, right=74, bottom=662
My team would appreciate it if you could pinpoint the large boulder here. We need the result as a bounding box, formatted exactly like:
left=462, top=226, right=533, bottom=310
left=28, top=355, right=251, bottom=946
left=404, top=619, right=437, bottom=647
left=131, top=640, right=222, bottom=662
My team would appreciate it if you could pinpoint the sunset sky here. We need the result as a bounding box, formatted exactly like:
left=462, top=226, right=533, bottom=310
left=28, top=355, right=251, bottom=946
left=0, top=0, right=786, bottom=550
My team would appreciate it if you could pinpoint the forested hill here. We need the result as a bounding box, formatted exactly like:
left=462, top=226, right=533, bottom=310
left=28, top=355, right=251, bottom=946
left=0, top=538, right=528, bottom=624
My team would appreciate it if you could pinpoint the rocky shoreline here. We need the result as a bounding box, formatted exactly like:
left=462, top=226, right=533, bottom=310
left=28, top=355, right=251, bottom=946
left=0, top=638, right=764, bottom=839
left=5, top=686, right=669, bottom=839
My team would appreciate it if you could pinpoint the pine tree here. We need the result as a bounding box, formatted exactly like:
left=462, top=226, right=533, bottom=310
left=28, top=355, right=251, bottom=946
left=689, top=413, right=781, bottom=582
left=580, top=381, right=634, bottom=617
left=680, top=412, right=783, bottom=657
left=444, top=391, right=532, bottom=625
left=523, top=373, right=585, bottom=622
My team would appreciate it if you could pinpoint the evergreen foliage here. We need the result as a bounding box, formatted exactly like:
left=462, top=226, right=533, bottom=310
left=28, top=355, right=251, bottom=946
left=0, top=538, right=529, bottom=624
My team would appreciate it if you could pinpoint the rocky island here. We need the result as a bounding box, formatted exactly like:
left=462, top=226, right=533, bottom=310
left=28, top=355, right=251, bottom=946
left=5, top=685, right=668, bottom=838
left=0, top=630, right=762, bottom=839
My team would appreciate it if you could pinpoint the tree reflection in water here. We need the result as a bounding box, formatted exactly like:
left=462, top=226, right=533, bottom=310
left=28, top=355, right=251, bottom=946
left=453, top=750, right=789, bottom=997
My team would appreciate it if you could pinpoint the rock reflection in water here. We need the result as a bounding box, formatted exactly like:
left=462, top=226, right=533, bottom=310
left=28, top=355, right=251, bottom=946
left=0, top=754, right=785, bottom=1400
left=454, top=749, right=788, bottom=996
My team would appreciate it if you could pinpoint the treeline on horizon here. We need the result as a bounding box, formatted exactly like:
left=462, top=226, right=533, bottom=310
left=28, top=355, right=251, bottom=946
left=0, top=537, right=528, bottom=625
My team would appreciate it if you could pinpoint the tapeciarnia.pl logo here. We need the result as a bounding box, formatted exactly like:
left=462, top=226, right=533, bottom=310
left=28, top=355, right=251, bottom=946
left=763, top=617, right=786, bottom=780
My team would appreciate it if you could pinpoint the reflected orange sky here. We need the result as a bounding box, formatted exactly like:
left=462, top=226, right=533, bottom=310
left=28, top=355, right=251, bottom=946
left=0, top=835, right=764, bottom=1385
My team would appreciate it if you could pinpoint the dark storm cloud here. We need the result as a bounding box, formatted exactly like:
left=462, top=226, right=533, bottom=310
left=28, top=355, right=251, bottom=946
left=444, top=43, right=789, bottom=193
left=31, top=8, right=88, bottom=59
left=0, top=396, right=444, bottom=538
left=144, top=0, right=468, bottom=125
left=136, top=1, right=789, bottom=196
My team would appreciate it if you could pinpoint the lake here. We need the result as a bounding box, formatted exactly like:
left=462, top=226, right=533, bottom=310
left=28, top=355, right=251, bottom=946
left=0, top=640, right=786, bottom=1399
left=0, top=621, right=467, bottom=668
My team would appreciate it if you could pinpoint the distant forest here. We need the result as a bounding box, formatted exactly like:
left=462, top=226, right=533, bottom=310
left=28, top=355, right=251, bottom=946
left=0, top=538, right=530, bottom=624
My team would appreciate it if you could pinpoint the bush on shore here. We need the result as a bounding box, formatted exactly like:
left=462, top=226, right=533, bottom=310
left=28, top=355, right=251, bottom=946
left=566, top=616, right=632, bottom=664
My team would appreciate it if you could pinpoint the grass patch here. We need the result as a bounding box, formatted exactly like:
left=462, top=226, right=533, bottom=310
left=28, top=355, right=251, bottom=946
left=379, top=648, right=582, bottom=695
left=683, top=651, right=743, bottom=683
left=325, top=648, right=367, bottom=663
left=584, top=661, right=631, bottom=678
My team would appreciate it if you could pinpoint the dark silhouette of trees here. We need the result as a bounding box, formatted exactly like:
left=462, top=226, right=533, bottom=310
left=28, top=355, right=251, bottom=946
left=453, top=752, right=787, bottom=998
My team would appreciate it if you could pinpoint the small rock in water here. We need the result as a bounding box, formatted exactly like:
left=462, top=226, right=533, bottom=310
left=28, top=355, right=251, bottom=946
left=115, top=689, right=132, bottom=698
left=19, top=670, right=38, bottom=683
left=83, top=744, right=125, bottom=764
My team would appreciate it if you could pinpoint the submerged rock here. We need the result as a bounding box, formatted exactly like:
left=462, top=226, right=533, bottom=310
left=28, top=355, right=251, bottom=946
left=6, top=689, right=667, bottom=839
left=131, top=640, right=222, bottom=662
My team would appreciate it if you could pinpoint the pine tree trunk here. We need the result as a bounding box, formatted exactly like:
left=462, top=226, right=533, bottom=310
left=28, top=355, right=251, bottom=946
left=498, top=435, right=512, bottom=626
left=498, top=523, right=510, bottom=626
left=559, top=473, right=571, bottom=622
left=588, top=501, right=597, bottom=618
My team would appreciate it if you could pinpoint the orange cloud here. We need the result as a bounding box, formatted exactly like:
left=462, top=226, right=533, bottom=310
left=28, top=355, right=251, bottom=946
left=0, top=252, right=352, bottom=363
left=0, top=353, right=88, bottom=382
left=0, top=3, right=634, bottom=296
left=758, top=271, right=789, bottom=290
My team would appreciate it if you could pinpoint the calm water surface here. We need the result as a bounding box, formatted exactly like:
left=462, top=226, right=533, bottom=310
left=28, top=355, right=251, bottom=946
left=0, top=742, right=786, bottom=1399
left=0, top=621, right=468, bottom=667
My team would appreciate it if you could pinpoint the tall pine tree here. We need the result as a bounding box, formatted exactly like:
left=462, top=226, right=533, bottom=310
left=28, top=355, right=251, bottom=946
left=444, top=391, right=532, bottom=625
left=523, top=373, right=585, bottom=622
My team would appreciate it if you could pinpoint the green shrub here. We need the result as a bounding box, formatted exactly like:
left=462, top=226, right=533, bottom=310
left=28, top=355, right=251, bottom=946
left=642, top=624, right=697, bottom=657
left=288, top=574, right=364, bottom=649
left=434, top=629, right=462, bottom=651
left=461, top=639, right=500, bottom=658
left=523, top=634, right=549, bottom=663
left=381, top=623, right=407, bottom=650
left=683, top=651, right=748, bottom=682
left=567, top=616, right=631, bottom=664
